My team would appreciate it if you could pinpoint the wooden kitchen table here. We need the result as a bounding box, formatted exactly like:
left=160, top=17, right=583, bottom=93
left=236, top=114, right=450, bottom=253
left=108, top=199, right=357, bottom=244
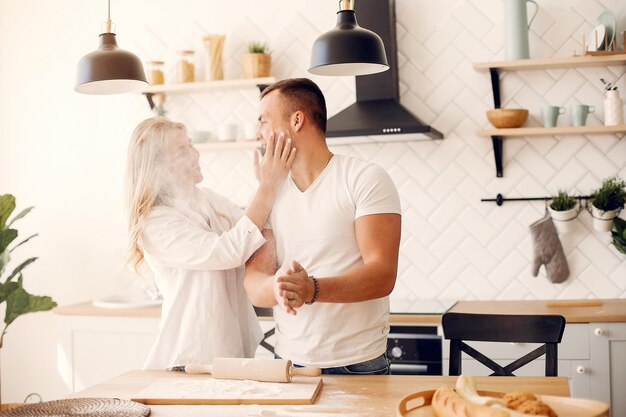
left=71, top=370, right=570, bottom=417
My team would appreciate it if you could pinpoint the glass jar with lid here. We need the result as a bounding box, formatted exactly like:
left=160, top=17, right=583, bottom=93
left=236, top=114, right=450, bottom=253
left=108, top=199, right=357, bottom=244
left=145, top=61, right=165, bottom=85
left=176, top=50, right=195, bottom=83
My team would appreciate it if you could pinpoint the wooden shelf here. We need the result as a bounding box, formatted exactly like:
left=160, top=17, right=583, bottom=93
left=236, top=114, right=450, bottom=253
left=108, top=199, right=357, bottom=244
left=142, top=77, right=276, bottom=95
left=193, top=134, right=435, bottom=151
left=477, top=125, right=626, bottom=138
left=194, top=140, right=258, bottom=150
left=473, top=55, right=626, bottom=72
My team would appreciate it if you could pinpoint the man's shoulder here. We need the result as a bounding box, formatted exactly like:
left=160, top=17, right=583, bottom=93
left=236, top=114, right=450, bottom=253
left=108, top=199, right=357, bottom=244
left=333, top=154, right=384, bottom=177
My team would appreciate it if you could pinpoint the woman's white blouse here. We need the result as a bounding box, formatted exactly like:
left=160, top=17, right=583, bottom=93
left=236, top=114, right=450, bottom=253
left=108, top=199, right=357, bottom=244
left=140, top=188, right=265, bottom=369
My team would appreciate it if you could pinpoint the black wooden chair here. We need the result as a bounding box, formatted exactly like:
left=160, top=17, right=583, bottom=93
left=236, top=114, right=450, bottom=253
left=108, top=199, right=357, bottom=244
left=442, top=312, right=566, bottom=376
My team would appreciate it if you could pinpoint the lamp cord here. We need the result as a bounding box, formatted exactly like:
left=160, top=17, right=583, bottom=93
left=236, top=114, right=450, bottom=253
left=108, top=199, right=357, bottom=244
left=105, top=0, right=112, bottom=33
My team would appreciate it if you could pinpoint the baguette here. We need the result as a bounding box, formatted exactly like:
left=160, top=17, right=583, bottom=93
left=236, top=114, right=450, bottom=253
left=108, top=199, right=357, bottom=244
left=432, top=386, right=509, bottom=417
left=451, top=375, right=554, bottom=417
left=456, top=375, right=505, bottom=407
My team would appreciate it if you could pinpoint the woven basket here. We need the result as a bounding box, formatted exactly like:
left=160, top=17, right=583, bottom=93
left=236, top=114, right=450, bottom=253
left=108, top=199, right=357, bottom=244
left=0, top=404, right=24, bottom=412
left=0, top=398, right=150, bottom=417
left=242, top=53, right=271, bottom=78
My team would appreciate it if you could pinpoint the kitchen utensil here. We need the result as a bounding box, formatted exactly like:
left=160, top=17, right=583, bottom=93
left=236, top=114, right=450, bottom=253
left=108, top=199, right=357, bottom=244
left=397, top=389, right=609, bottom=417
left=188, top=130, right=212, bottom=143
left=571, top=104, right=596, bottom=127
left=541, top=105, right=566, bottom=128
left=92, top=295, right=162, bottom=309
left=503, top=0, right=539, bottom=60
left=486, top=108, right=528, bottom=128
left=217, top=124, right=238, bottom=141
left=617, top=7, right=626, bottom=50
left=182, top=358, right=321, bottom=383
left=587, top=24, right=607, bottom=52
left=132, top=375, right=323, bottom=405
left=597, top=11, right=617, bottom=50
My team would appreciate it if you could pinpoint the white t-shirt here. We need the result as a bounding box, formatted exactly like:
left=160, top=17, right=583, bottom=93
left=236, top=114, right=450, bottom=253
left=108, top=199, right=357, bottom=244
left=270, top=154, right=401, bottom=367
left=140, top=188, right=264, bottom=370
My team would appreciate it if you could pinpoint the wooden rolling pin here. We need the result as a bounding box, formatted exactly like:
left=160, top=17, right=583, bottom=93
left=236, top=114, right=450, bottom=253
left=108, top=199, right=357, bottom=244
left=182, top=358, right=321, bottom=383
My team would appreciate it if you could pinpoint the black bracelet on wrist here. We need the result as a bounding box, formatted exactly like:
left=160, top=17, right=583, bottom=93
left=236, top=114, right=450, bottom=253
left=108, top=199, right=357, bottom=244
left=305, top=275, right=319, bottom=305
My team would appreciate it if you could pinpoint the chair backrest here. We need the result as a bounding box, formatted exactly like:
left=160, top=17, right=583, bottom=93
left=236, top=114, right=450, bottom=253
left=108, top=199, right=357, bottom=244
left=442, top=312, right=566, bottom=377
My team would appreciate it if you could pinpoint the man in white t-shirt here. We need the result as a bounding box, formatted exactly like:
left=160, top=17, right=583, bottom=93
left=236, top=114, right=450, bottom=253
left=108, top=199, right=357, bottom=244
left=244, top=78, right=401, bottom=374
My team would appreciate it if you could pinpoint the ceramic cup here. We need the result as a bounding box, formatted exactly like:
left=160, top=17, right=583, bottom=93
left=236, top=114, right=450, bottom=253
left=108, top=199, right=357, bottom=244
left=542, top=106, right=566, bottom=127
left=217, top=124, right=238, bottom=141
left=571, top=104, right=595, bottom=127
left=242, top=122, right=259, bottom=141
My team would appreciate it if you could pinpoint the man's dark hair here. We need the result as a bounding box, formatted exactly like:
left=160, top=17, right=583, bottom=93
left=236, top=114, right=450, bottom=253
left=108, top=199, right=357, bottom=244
left=260, top=78, right=327, bottom=134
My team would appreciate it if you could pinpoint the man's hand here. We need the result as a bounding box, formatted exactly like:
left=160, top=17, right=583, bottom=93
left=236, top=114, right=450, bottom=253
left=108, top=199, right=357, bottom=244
left=275, top=260, right=314, bottom=315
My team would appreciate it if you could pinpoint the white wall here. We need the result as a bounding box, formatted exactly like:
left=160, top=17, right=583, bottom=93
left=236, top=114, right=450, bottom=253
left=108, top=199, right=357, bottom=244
left=1, top=0, right=625, bottom=403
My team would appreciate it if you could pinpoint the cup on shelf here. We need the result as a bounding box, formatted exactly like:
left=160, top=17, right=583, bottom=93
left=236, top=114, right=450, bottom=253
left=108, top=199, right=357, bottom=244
left=541, top=105, right=566, bottom=127
left=242, top=122, right=259, bottom=141
left=570, top=104, right=595, bottom=127
left=217, top=124, right=238, bottom=142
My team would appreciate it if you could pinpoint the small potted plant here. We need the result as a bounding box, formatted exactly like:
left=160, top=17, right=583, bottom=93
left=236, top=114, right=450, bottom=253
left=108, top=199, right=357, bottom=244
left=601, top=78, right=624, bottom=125
left=548, top=190, right=579, bottom=233
left=0, top=194, right=56, bottom=408
left=590, top=176, right=626, bottom=232
left=242, top=41, right=271, bottom=78
left=611, top=217, right=626, bottom=255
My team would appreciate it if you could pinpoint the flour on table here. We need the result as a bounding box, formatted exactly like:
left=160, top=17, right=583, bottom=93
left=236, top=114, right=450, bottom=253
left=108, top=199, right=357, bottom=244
left=137, top=377, right=284, bottom=399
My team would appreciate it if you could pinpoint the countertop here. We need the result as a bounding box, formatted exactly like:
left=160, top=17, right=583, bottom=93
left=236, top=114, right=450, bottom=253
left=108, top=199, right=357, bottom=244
left=55, top=299, right=626, bottom=324
left=71, top=370, right=570, bottom=417
left=449, top=299, right=626, bottom=323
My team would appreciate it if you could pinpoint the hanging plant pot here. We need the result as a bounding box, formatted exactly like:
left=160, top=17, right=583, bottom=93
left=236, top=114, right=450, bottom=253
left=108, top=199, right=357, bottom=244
left=548, top=203, right=579, bottom=233
left=591, top=205, right=620, bottom=232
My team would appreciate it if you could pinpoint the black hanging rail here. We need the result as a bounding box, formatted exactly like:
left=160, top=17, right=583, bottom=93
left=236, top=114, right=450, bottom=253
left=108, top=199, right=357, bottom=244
left=482, top=193, right=591, bottom=207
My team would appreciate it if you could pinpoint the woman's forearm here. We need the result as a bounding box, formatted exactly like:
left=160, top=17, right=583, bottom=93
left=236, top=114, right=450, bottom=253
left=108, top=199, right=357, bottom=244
left=244, top=182, right=279, bottom=230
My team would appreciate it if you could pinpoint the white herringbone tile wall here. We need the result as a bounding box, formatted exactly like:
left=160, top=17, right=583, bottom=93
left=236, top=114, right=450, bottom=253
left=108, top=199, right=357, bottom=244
left=2, top=0, right=626, bottom=403
left=147, top=0, right=626, bottom=302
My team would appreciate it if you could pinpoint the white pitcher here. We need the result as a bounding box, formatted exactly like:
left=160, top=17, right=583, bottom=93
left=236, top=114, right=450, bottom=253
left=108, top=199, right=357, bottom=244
left=504, top=0, right=538, bottom=60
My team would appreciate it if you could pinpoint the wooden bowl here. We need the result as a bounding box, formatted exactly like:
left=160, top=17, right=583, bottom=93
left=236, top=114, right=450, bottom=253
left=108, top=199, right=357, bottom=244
left=486, top=108, right=528, bottom=128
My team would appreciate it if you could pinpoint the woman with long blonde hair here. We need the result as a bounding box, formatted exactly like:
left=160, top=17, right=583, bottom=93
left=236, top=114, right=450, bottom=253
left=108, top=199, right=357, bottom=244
left=125, top=117, right=294, bottom=370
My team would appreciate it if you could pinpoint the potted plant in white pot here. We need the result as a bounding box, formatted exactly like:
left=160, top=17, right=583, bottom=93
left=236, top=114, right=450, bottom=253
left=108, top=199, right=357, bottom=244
left=548, top=190, right=579, bottom=233
left=242, top=42, right=271, bottom=78
left=590, top=176, right=626, bottom=232
left=0, top=194, right=56, bottom=409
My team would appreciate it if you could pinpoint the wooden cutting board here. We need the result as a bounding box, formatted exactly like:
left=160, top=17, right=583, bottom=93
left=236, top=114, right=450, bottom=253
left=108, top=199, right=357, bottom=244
left=131, top=375, right=323, bottom=405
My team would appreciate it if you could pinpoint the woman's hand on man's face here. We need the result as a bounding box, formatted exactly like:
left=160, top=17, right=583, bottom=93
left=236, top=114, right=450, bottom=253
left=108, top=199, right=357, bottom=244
left=257, top=131, right=296, bottom=187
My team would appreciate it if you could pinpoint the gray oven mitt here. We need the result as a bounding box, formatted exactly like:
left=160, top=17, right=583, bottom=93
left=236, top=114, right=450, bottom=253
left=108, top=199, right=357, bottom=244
left=529, top=213, right=569, bottom=283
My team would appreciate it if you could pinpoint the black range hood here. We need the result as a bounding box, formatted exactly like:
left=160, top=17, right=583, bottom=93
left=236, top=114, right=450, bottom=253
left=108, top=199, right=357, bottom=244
left=326, top=0, right=443, bottom=140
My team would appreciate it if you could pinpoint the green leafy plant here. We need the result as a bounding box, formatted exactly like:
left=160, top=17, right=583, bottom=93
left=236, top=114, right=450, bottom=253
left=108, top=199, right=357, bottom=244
left=248, top=42, right=270, bottom=54
left=612, top=217, right=626, bottom=255
left=0, top=194, right=57, bottom=349
left=590, top=176, right=626, bottom=212
left=549, top=190, right=577, bottom=211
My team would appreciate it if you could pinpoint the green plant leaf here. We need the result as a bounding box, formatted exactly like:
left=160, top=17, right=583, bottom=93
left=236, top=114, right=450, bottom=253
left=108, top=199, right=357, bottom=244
left=613, top=241, right=626, bottom=255
left=0, top=281, right=19, bottom=303
left=7, top=206, right=33, bottom=227
left=0, top=249, right=8, bottom=276
left=9, top=233, right=38, bottom=253
left=0, top=194, right=16, bottom=229
left=614, top=217, right=626, bottom=233
left=4, top=257, right=37, bottom=283
left=4, top=283, right=57, bottom=326
left=0, top=228, right=18, bottom=255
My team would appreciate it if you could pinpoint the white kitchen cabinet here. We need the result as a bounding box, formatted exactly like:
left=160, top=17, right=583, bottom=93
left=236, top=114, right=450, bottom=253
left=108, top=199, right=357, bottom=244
left=442, top=322, right=626, bottom=415
left=56, top=314, right=159, bottom=393
left=56, top=312, right=276, bottom=394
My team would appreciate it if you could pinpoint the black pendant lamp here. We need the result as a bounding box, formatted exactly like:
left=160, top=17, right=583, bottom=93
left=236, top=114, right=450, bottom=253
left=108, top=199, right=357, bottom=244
left=75, top=0, right=147, bottom=94
left=309, top=0, right=389, bottom=76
